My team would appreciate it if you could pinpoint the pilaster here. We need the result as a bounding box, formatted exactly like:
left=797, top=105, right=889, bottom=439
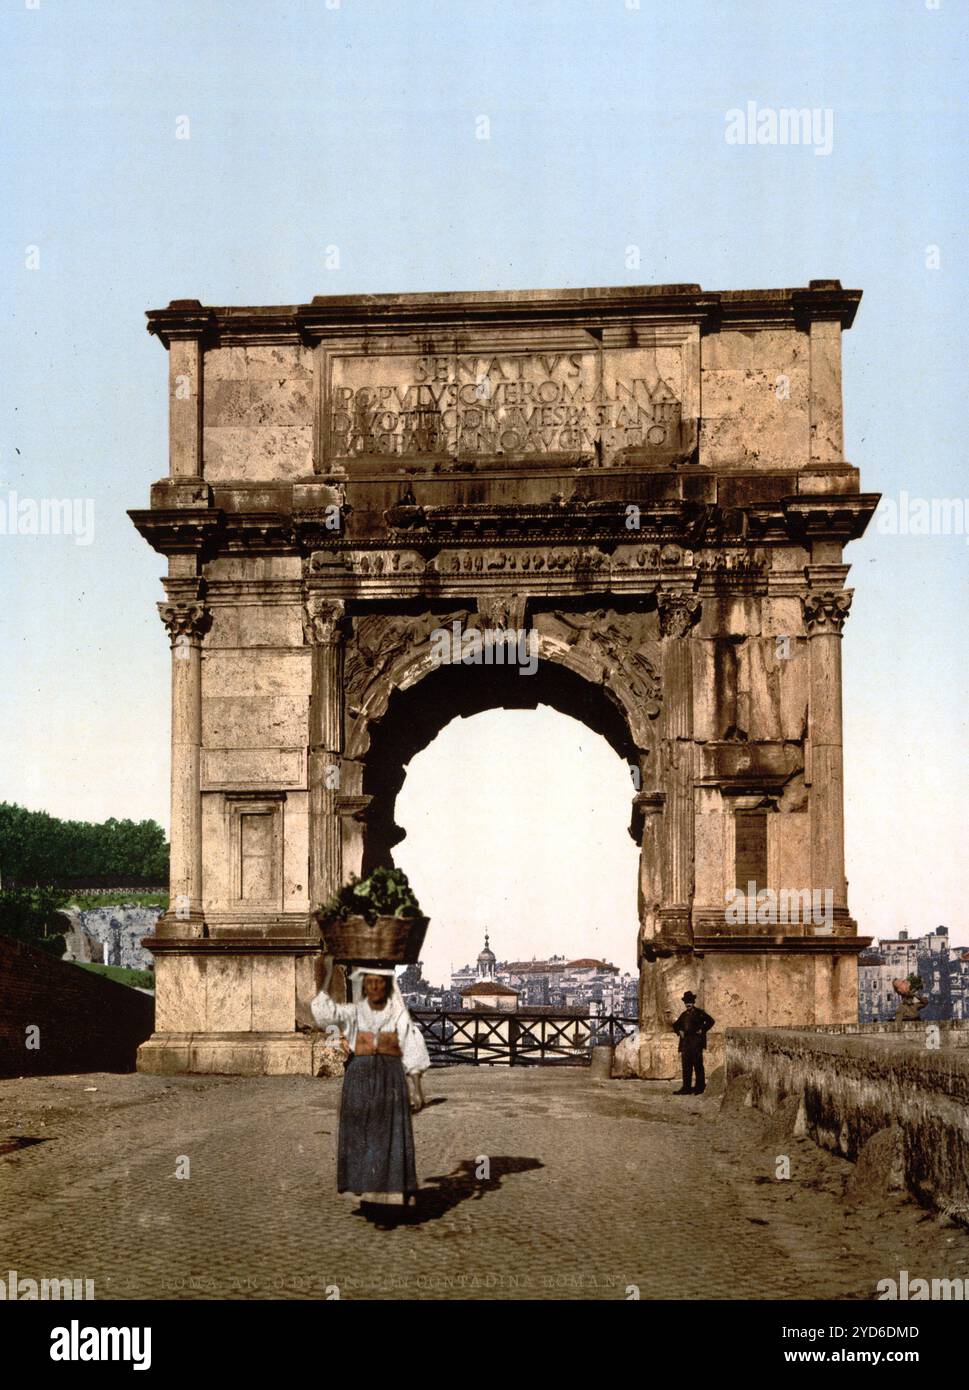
left=802, top=586, right=852, bottom=917
left=656, top=591, right=701, bottom=944
left=303, top=595, right=348, bottom=910
left=157, top=590, right=211, bottom=936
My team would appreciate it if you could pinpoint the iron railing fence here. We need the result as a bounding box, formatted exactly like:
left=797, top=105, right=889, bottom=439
left=410, top=1009, right=638, bottom=1067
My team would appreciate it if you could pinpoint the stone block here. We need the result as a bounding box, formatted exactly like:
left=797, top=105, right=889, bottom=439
left=155, top=955, right=206, bottom=1032
left=203, top=425, right=314, bottom=480
left=206, top=603, right=305, bottom=651
left=204, top=554, right=303, bottom=582
left=205, top=957, right=252, bottom=1032
left=691, top=640, right=718, bottom=740
left=137, top=1036, right=192, bottom=1075
left=696, top=595, right=759, bottom=640
left=202, top=696, right=308, bottom=750
left=295, top=953, right=319, bottom=1029
left=201, top=795, right=229, bottom=910
left=797, top=467, right=858, bottom=495
left=700, top=365, right=809, bottom=470
left=612, top=1030, right=680, bottom=1080
left=809, top=319, right=844, bottom=462
left=701, top=327, right=807, bottom=374
left=766, top=955, right=817, bottom=1026
left=187, top=1035, right=315, bottom=1075
left=251, top=955, right=295, bottom=1032
left=768, top=810, right=811, bottom=898
left=204, top=344, right=314, bottom=381
left=704, top=955, right=768, bottom=1028
left=282, top=792, right=310, bottom=908
left=694, top=804, right=729, bottom=908
left=205, top=377, right=314, bottom=429
left=203, top=649, right=310, bottom=699
left=200, top=747, right=306, bottom=792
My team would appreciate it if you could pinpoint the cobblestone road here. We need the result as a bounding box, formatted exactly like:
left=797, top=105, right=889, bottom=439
left=1, top=1068, right=967, bottom=1301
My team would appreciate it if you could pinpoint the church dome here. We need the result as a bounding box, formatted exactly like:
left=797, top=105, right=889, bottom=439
left=476, top=932, right=497, bottom=978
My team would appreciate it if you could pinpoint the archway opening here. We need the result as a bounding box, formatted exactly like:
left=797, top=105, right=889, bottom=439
left=361, top=660, right=642, bottom=1003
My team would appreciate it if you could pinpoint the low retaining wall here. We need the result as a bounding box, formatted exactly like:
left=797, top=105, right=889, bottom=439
left=0, top=933, right=155, bottom=1077
left=725, top=1022, right=969, bottom=1217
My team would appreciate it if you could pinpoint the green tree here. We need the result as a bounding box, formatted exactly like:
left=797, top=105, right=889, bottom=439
left=0, top=886, right=69, bottom=956
left=0, top=802, right=170, bottom=886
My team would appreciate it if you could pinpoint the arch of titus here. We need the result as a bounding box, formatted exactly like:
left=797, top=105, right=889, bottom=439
left=130, top=281, right=876, bottom=1077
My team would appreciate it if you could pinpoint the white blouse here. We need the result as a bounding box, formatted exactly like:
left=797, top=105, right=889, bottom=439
left=309, top=992, right=431, bottom=1075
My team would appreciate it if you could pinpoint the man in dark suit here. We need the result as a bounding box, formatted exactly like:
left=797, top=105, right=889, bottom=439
left=672, top=991, right=715, bottom=1095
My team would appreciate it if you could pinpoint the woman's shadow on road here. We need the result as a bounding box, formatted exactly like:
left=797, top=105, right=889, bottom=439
left=354, top=1155, right=544, bottom=1229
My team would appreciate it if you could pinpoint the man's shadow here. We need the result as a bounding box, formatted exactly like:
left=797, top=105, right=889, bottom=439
left=354, top=1156, right=543, bottom=1229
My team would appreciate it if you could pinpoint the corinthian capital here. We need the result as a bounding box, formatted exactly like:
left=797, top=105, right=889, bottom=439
left=657, top=591, right=701, bottom=639
left=803, top=589, right=852, bottom=635
left=302, top=596, right=347, bottom=646
left=157, top=600, right=211, bottom=646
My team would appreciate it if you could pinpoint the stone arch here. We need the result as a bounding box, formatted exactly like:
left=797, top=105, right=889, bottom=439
left=356, top=648, right=647, bottom=873
left=343, top=607, right=663, bottom=766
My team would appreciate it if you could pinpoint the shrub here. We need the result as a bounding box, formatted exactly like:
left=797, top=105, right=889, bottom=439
left=317, top=867, right=422, bottom=926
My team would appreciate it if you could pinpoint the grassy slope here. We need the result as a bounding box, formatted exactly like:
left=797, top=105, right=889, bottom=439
left=74, top=961, right=155, bottom=991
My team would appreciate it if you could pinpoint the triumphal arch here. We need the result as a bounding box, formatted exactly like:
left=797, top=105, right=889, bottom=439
left=130, top=281, right=876, bottom=1076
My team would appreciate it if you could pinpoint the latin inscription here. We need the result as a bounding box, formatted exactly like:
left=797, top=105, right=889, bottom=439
left=327, top=348, right=684, bottom=463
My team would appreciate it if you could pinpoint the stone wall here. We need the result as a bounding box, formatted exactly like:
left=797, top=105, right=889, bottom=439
left=725, top=1023, right=969, bottom=1217
left=0, top=934, right=155, bottom=1077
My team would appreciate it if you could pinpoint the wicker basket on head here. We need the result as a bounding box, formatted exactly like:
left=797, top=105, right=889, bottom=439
left=316, top=912, right=428, bottom=965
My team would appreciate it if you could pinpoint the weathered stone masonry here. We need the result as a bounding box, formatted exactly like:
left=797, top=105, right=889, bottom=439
left=130, top=282, right=877, bottom=1076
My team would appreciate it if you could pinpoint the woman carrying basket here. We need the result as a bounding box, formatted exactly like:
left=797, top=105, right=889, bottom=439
left=311, top=954, right=430, bottom=1214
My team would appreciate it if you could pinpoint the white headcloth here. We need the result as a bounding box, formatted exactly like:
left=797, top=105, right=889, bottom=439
left=348, top=965, right=406, bottom=1018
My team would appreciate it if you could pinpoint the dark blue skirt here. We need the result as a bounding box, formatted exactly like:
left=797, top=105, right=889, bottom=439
left=337, top=1054, right=417, bottom=1196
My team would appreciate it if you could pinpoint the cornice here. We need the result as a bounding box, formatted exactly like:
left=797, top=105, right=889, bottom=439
left=144, top=300, right=217, bottom=347
left=692, top=935, right=872, bottom=955
left=128, top=491, right=879, bottom=560
left=746, top=494, right=879, bottom=544
left=146, top=936, right=318, bottom=955
left=145, top=281, right=862, bottom=349
left=382, top=498, right=711, bottom=545
left=127, top=508, right=222, bottom=556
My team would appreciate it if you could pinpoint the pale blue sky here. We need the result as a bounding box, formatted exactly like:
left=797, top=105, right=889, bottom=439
left=2, top=0, right=967, bottom=979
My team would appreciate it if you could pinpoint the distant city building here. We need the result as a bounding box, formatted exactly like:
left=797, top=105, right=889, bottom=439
left=859, top=927, right=968, bottom=1022
left=461, top=980, right=519, bottom=1012
left=446, top=934, right=638, bottom=1015
left=950, top=952, right=969, bottom=1021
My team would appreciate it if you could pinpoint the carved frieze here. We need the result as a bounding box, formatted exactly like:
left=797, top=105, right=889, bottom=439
left=695, top=548, right=768, bottom=575
left=309, top=549, right=427, bottom=576
left=308, top=542, right=765, bottom=583
left=444, top=546, right=608, bottom=574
